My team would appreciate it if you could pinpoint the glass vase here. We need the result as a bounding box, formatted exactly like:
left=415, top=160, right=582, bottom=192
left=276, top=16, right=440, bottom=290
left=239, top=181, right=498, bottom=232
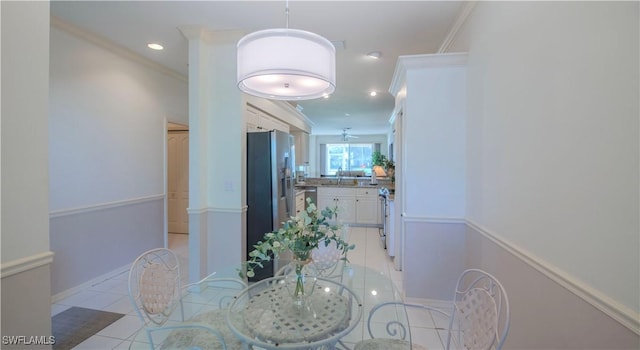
left=283, top=256, right=318, bottom=307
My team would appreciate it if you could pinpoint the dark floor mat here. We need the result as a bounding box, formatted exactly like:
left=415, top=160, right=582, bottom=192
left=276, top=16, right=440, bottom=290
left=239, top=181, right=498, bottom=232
left=52, top=306, right=125, bottom=349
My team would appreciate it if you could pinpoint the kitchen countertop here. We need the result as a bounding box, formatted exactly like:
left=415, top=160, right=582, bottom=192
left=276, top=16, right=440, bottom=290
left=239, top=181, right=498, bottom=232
left=295, top=177, right=394, bottom=191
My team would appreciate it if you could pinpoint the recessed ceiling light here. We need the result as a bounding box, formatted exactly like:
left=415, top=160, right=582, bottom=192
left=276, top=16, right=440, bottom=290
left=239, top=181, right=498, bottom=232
left=366, top=51, right=382, bottom=59
left=370, top=91, right=377, bottom=97
left=147, top=43, right=164, bottom=50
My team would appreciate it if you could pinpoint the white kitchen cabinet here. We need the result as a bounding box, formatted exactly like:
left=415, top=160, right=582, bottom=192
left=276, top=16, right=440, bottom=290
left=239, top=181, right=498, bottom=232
left=295, top=191, right=306, bottom=217
left=245, top=106, right=290, bottom=133
left=246, top=106, right=259, bottom=132
left=317, top=187, right=356, bottom=223
left=318, top=187, right=382, bottom=225
left=355, top=188, right=381, bottom=225
left=292, top=131, right=310, bottom=165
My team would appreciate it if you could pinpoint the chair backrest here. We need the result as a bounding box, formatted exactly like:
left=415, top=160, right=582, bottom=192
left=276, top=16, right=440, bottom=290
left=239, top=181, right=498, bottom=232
left=128, top=248, right=183, bottom=326
left=446, top=269, right=510, bottom=350
left=311, top=225, right=351, bottom=279
left=311, top=240, right=344, bottom=277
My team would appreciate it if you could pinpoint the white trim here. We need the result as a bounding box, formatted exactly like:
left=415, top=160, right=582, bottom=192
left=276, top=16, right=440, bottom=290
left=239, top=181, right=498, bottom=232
left=187, top=206, right=248, bottom=215
left=50, top=263, right=131, bottom=303
left=466, top=219, right=640, bottom=335
left=403, top=215, right=465, bottom=225
left=404, top=296, right=452, bottom=310
left=209, top=206, right=246, bottom=214
left=438, top=1, right=477, bottom=53
left=49, top=194, right=165, bottom=218
left=187, top=207, right=209, bottom=215
left=163, top=117, right=169, bottom=249
left=51, top=16, right=187, bottom=83
left=1, top=251, right=55, bottom=279
left=390, top=53, right=468, bottom=96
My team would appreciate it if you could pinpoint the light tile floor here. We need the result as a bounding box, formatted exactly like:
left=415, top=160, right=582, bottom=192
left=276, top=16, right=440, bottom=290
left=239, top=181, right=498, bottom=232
left=52, top=227, right=448, bottom=349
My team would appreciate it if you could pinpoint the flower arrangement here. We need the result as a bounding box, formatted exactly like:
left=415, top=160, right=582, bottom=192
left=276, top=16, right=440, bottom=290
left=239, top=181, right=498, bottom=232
left=242, top=198, right=354, bottom=279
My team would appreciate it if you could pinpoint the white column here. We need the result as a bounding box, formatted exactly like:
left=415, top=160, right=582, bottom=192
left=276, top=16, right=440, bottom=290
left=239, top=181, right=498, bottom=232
left=1, top=1, right=54, bottom=346
left=180, top=27, right=246, bottom=281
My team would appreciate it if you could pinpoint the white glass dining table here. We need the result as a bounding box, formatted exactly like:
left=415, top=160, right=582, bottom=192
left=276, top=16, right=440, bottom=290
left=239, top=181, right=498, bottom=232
left=227, top=275, right=362, bottom=349
left=128, top=262, right=409, bottom=350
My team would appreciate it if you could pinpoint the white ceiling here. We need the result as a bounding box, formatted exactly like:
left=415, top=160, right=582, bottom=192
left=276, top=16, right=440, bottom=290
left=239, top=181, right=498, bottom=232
left=50, top=1, right=464, bottom=136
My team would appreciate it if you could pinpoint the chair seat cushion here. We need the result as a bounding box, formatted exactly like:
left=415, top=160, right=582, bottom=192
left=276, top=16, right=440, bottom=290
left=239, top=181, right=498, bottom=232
left=354, top=338, right=427, bottom=350
left=161, top=309, right=243, bottom=350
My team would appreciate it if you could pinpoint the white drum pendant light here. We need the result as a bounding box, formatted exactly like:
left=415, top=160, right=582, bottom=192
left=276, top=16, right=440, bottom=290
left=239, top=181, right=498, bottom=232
left=237, top=3, right=335, bottom=100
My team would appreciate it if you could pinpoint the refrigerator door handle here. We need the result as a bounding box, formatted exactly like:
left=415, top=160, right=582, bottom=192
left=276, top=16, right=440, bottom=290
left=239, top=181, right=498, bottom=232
left=283, top=156, right=291, bottom=216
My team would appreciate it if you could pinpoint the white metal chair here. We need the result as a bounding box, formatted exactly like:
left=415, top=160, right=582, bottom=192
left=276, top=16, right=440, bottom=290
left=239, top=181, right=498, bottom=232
left=311, top=224, right=351, bottom=280
left=354, top=268, right=510, bottom=350
left=311, top=239, right=344, bottom=277
left=274, top=225, right=351, bottom=279
left=128, top=248, right=247, bottom=350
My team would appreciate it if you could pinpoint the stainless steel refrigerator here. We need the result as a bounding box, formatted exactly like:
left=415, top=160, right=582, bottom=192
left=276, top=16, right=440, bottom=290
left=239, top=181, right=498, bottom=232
left=246, top=130, right=295, bottom=281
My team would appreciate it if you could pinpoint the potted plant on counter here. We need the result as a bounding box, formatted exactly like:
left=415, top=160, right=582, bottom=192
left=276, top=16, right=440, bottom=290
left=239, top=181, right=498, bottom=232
left=371, top=151, right=395, bottom=181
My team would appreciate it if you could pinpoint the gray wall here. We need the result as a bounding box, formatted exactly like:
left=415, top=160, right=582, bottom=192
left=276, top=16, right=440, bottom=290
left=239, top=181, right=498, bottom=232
left=49, top=18, right=188, bottom=296
left=50, top=198, right=163, bottom=295
left=466, top=224, right=639, bottom=349
left=399, top=2, right=639, bottom=347
left=456, top=0, right=639, bottom=321
left=450, top=1, right=638, bottom=347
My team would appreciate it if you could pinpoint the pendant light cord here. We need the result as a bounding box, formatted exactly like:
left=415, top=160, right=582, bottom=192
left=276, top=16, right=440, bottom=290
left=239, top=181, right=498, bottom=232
left=285, top=0, right=290, bottom=29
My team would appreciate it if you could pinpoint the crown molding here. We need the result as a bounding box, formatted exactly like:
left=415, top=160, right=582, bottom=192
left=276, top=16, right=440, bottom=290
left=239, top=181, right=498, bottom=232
left=389, top=53, right=468, bottom=96
left=51, top=16, right=187, bottom=83
left=438, top=1, right=477, bottom=53
left=178, top=25, right=244, bottom=45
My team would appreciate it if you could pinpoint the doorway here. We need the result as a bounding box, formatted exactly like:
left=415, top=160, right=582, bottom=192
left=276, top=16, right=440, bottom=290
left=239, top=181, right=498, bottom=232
left=167, top=122, right=189, bottom=234
left=167, top=122, right=189, bottom=281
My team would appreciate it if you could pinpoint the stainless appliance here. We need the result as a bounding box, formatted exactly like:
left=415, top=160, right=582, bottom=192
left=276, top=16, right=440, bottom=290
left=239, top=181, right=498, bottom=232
left=303, top=186, right=317, bottom=206
left=378, top=187, right=389, bottom=251
left=247, top=130, right=294, bottom=281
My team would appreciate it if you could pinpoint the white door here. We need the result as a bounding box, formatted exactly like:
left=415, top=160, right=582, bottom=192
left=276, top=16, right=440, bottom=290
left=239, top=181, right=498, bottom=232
left=168, top=130, right=189, bottom=234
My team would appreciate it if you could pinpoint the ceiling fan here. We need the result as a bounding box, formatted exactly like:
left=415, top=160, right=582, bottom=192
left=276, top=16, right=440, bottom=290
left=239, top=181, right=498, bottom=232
left=341, top=128, right=359, bottom=142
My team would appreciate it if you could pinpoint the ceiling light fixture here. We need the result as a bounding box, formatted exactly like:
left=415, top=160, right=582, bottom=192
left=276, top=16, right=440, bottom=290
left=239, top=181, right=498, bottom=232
left=370, top=91, right=377, bottom=97
left=366, top=51, right=381, bottom=59
left=147, top=43, right=164, bottom=50
left=237, top=1, right=336, bottom=100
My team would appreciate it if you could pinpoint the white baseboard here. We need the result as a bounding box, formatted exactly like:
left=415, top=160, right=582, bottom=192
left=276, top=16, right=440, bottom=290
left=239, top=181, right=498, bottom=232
left=403, top=296, right=451, bottom=309
left=50, top=263, right=131, bottom=303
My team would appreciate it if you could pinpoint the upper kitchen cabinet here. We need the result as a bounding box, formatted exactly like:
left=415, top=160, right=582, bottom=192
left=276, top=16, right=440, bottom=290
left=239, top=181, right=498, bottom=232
left=243, top=96, right=312, bottom=136
left=292, top=131, right=310, bottom=165
left=245, top=105, right=289, bottom=133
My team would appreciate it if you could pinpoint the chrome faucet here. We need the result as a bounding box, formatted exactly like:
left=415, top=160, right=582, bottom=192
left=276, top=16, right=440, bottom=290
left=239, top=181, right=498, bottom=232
left=337, top=167, right=343, bottom=185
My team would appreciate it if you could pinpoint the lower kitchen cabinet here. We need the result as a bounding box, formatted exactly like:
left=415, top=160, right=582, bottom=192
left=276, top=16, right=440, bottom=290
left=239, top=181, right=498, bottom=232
left=295, top=191, right=306, bottom=217
left=317, top=187, right=381, bottom=225
left=317, top=187, right=356, bottom=223
left=355, top=188, right=381, bottom=225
